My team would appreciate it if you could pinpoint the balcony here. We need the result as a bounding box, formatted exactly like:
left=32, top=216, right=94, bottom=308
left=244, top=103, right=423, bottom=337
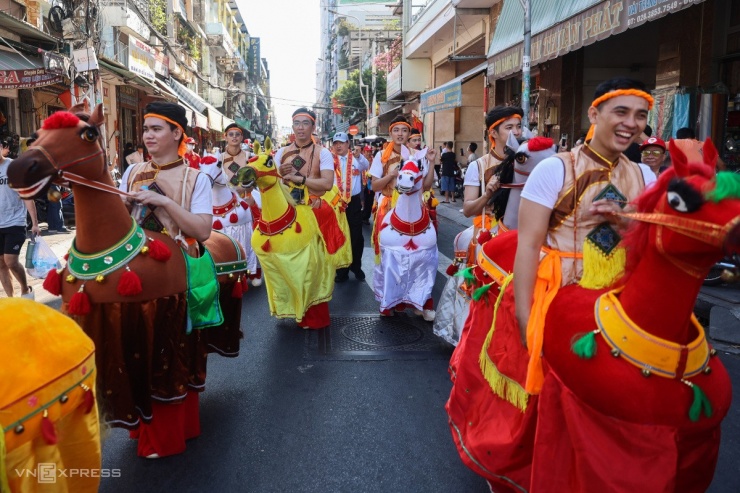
left=405, top=0, right=489, bottom=59
left=205, top=22, right=235, bottom=58
left=100, top=0, right=151, bottom=42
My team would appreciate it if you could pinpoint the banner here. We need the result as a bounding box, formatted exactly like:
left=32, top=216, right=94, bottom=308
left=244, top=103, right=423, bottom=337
left=0, top=68, right=62, bottom=90
left=128, top=38, right=156, bottom=80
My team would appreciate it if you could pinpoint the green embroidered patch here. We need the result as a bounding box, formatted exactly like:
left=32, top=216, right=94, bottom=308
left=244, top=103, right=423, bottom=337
left=586, top=223, right=622, bottom=256
left=593, top=183, right=627, bottom=208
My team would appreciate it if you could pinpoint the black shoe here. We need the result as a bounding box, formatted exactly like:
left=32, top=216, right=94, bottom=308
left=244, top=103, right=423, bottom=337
left=352, top=269, right=366, bottom=281
left=335, top=274, right=349, bottom=283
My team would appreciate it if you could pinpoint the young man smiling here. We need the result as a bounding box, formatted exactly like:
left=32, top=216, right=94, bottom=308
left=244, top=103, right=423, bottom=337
left=514, top=78, right=657, bottom=386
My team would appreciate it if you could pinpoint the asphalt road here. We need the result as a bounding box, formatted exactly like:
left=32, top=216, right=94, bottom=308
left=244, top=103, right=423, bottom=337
left=13, top=202, right=739, bottom=492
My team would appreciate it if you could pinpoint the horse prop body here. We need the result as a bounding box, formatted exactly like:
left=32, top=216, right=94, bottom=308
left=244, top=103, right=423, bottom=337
left=7, top=105, right=246, bottom=453
left=434, top=135, right=555, bottom=346
left=237, top=139, right=335, bottom=329
left=200, top=152, right=261, bottom=285
left=446, top=140, right=740, bottom=492
left=374, top=160, right=438, bottom=320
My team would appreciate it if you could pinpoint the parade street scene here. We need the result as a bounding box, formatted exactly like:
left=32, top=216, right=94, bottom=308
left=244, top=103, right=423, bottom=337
left=1, top=0, right=740, bottom=492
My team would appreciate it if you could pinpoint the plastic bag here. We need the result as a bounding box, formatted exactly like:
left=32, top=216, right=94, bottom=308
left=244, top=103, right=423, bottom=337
left=27, top=236, right=62, bottom=279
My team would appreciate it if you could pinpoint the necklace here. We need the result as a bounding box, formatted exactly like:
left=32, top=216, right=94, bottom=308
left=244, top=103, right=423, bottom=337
left=226, top=147, right=241, bottom=157
left=67, top=218, right=146, bottom=279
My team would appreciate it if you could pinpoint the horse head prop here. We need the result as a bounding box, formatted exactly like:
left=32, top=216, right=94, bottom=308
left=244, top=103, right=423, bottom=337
left=200, top=152, right=227, bottom=188
left=395, top=160, right=424, bottom=195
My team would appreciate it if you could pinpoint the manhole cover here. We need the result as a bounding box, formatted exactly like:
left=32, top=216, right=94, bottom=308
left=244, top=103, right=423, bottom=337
left=340, top=319, right=424, bottom=347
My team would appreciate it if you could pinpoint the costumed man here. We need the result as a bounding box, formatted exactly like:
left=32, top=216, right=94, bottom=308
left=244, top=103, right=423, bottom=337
left=369, top=116, right=435, bottom=264
left=332, top=132, right=369, bottom=282
left=118, top=101, right=214, bottom=458
left=220, top=123, right=261, bottom=285
left=184, top=137, right=201, bottom=169
left=274, top=107, right=345, bottom=328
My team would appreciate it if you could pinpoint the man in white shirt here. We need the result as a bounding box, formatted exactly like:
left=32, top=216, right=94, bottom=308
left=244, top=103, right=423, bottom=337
left=126, top=144, right=145, bottom=168
left=332, top=132, right=369, bottom=282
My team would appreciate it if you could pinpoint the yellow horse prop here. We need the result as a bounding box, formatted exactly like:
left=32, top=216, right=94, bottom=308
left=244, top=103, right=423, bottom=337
left=237, top=140, right=335, bottom=329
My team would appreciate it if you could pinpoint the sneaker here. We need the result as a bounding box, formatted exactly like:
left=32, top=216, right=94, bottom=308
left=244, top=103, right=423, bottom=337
left=21, top=286, right=35, bottom=300
left=250, top=277, right=262, bottom=287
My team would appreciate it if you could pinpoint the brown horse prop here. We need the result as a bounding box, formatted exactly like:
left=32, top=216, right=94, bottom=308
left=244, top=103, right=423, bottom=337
left=447, top=139, right=740, bottom=492
left=7, top=104, right=246, bottom=442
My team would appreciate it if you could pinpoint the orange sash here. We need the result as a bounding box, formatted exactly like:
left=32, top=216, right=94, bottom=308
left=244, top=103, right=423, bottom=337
left=333, top=153, right=353, bottom=205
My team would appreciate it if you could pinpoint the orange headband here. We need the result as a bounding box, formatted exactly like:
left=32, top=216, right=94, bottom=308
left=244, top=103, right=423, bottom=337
left=293, top=113, right=315, bottom=123
left=590, top=89, right=654, bottom=110
left=487, top=114, right=522, bottom=149
left=145, top=113, right=188, bottom=157
left=383, top=122, right=412, bottom=163
left=585, top=89, right=654, bottom=143
left=389, top=121, right=412, bottom=132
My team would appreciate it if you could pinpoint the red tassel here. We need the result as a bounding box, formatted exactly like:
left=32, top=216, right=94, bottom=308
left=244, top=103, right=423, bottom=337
left=68, top=288, right=91, bottom=316
left=41, top=411, right=57, bottom=444
left=295, top=222, right=302, bottom=233
left=147, top=239, right=172, bottom=262
left=213, top=219, right=223, bottom=230
left=477, top=229, right=492, bottom=245
left=43, top=268, right=63, bottom=296
left=63, top=252, right=69, bottom=261
left=256, top=267, right=262, bottom=279
left=262, top=239, right=271, bottom=252
left=404, top=238, right=419, bottom=251
left=241, top=275, right=249, bottom=290
left=231, top=279, right=243, bottom=298
left=446, top=263, right=459, bottom=276
left=117, top=268, right=143, bottom=296
left=81, top=384, right=94, bottom=414
left=240, top=201, right=248, bottom=210
left=230, top=213, right=239, bottom=224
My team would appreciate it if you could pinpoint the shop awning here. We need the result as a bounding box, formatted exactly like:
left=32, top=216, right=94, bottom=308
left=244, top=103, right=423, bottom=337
left=0, top=50, right=63, bottom=90
left=167, top=78, right=227, bottom=132
left=487, top=0, right=705, bottom=79
left=152, top=78, right=208, bottom=130
left=0, top=11, right=59, bottom=44
left=419, top=62, right=486, bottom=114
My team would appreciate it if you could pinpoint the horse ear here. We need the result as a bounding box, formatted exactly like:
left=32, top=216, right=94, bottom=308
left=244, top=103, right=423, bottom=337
left=505, top=131, right=519, bottom=153
left=668, top=139, right=689, bottom=177
left=253, top=140, right=261, bottom=155
left=701, top=138, right=718, bottom=170
left=521, top=126, right=534, bottom=141
left=89, top=104, right=104, bottom=127
left=264, top=137, right=272, bottom=154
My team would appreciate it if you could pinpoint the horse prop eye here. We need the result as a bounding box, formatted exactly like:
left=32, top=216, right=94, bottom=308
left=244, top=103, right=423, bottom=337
left=667, top=191, right=689, bottom=212
left=264, top=157, right=274, bottom=169
left=80, top=127, right=98, bottom=142
left=666, top=179, right=704, bottom=213
left=515, top=153, right=528, bottom=164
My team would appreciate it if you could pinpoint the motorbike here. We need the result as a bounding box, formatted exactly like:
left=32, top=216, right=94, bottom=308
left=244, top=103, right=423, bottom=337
left=704, top=253, right=740, bottom=286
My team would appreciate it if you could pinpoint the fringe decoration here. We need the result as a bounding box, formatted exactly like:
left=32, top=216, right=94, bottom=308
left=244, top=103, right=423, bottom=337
left=453, top=266, right=476, bottom=282
left=229, top=213, right=239, bottom=224
left=685, top=380, right=713, bottom=422
left=148, top=239, right=172, bottom=262
left=446, top=263, right=459, bottom=276
left=477, top=229, right=492, bottom=245
left=404, top=238, right=419, bottom=251
left=241, top=274, right=249, bottom=291
left=262, top=239, right=271, bottom=252
left=68, top=285, right=91, bottom=316
left=571, top=330, right=599, bottom=359
left=81, top=384, right=95, bottom=414
left=213, top=219, right=223, bottom=230
left=478, top=274, right=530, bottom=412
left=578, top=242, right=626, bottom=289
left=295, top=222, right=302, bottom=233
left=231, top=278, right=243, bottom=298
left=472, top=283, right=493, bottom=301
left=117, top=267, right=143, bottom=296
left=43, top=268, right=63, bottom=296
left=41, top=410, right=57, bottom=445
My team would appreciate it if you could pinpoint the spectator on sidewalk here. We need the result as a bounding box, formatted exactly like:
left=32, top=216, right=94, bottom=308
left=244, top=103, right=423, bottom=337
left=467, top=142, right=479, bottom=164
left=0, top=138, right=40, bottom=298
left=440, top=142, right=458, bottom=203
left=126, top=144, right=146, bottom=168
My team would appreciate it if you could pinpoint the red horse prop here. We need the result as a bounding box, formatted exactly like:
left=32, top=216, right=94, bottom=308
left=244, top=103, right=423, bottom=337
left=8, top=104, right=246, bottom=455
left=447, top=139, right=740, bottom=492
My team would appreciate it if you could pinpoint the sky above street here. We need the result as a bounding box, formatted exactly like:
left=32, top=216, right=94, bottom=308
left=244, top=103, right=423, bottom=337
left=239, top=0, right=322, bottom=129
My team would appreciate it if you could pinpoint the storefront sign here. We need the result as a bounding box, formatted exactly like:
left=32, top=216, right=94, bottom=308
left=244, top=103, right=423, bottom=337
left=154, top=50, right=169, bottom=78
left=420, top=81, right=462, bottom=113
left=73, top=47, right=99, bottom=73
left=386, top=64, right=401, bottom=100
left=0, top=68, right=62, bottom=90
left=128, top=38, right=156, bottom=80
left=248, top=38, right=261, bottom=80
left=489, top=0, right=705, bottom=78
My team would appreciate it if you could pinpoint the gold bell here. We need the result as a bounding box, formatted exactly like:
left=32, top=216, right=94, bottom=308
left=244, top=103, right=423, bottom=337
left=704, top=366, right=712, bottom=374
left=710, top=348, right=717, bottom=357
left=228, top=273, right=234, bottom=279
left=65, top=274, right=76, bottom=283
left=141, top=246, right=150, bottom=255
left=95, top=274, right=105, bottom=283
left=641, top=368, right=651, bottom=377
left=47, top=189, right=62, bottom=202
left=610, top=348, right=620, bottom=357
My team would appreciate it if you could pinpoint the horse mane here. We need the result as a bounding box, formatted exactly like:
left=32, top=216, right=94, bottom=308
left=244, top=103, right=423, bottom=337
left=619, top=162, right=712, bottom=283
left=42, top=112, right=80, bottom=130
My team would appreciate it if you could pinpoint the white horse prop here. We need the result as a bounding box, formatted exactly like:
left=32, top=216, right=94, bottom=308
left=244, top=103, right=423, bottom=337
left=374, top=160, right=438, bottom=321
left=434, top=131, right=556, bottom=345
left=200, top=153, right=261, bottom=286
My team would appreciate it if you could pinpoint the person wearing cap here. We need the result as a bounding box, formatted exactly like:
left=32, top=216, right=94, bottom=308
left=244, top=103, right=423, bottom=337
left=120, top=102, right=213, bottom=253
left=332, top=132, right=369, bottom=282
left=639, top=136, right=668, bottom=176
left=126, top=144, right=146, bottom=167
left=184, top=137, right=201, bottom=169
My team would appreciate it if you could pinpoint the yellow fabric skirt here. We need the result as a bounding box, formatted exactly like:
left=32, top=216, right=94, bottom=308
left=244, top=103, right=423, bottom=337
left=322, top=186, right=352, bottom=269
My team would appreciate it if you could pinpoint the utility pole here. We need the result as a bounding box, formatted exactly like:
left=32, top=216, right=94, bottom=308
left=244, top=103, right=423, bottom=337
left=520, top=0, right=531, bottom=128
left=327, top=9, right=369, bottom=128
